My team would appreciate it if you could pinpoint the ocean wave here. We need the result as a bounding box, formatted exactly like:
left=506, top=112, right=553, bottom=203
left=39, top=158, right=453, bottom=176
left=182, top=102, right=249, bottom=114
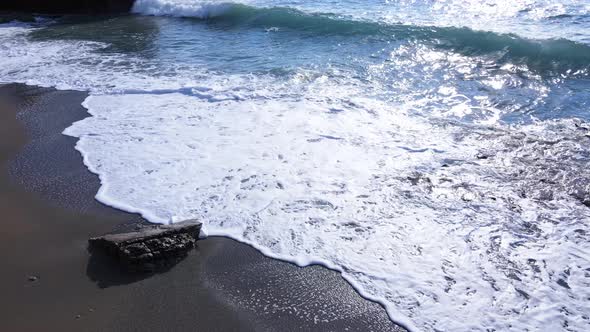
left=131, top=0, right=590, bottom=76
left=132, top=0, right=238, bottom=19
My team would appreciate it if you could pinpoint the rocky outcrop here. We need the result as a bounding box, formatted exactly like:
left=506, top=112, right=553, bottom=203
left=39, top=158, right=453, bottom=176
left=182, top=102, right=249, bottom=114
left=89, top=220, right=202, bottom=271
left=0, top=0, right=135, bottom=14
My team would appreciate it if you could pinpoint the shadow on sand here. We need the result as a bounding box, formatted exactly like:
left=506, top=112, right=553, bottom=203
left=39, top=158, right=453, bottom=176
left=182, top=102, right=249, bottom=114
left=85, top=244, right=189, bottom=288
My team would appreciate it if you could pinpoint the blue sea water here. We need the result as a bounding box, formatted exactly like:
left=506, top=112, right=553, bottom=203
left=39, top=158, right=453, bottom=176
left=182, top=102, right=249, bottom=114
left=1, top=1, right=590, bottom=331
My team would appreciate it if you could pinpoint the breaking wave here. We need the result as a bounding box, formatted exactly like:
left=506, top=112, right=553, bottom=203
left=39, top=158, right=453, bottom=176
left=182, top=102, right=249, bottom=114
left=132, top=0, right=590, bottom=75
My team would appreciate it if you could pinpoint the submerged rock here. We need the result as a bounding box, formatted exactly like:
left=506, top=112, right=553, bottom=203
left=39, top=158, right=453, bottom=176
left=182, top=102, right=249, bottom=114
left=89, top=220, right=202, bottom=271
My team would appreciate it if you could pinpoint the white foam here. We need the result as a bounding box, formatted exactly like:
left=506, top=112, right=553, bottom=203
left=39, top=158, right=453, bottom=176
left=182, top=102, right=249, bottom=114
left=64, top=91, right=590, bottom=331
left=132, top=0, right=245, bottom=18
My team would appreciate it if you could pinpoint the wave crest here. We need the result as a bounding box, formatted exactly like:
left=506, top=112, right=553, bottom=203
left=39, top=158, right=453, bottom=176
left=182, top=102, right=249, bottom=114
left=131, top=0, right=590, bottom=76
left=132, top=0, right=243, bottom=19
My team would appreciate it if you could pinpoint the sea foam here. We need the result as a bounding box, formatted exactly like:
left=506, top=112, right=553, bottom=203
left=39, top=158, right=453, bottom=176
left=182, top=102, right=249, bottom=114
left=2, top=8, right=590, bottom=331
left=132, top=0, right=241, bottom=18
left=64, top=91, right=590, bottom=331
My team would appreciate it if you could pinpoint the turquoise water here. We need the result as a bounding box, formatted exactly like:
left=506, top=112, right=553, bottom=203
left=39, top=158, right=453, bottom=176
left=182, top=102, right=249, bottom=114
left=1, top=1, right=590, bottom=331
left=6, top=0, right=586, bottom=126
left=23, top=1, right=590, bottom=123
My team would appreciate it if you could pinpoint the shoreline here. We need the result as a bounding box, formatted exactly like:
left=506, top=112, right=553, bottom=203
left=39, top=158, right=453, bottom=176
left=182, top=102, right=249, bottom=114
left=0, top=83, right=404, bottom=331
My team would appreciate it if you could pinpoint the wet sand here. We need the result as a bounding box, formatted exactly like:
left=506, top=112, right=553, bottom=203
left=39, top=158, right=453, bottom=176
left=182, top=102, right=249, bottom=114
left=0, top=83, right=404, bottom=332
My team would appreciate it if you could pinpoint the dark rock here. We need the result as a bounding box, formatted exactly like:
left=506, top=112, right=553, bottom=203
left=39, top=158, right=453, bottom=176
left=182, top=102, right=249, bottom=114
left=89, top=220, right=202, bottom=271
left=0, top=0, right=135, bottom=14
left=476, top=152, right=490, bottom=160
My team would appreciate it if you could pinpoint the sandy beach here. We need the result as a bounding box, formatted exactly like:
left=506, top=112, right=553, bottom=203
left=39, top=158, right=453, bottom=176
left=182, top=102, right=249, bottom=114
left=0, top=83, right=403, bottom=332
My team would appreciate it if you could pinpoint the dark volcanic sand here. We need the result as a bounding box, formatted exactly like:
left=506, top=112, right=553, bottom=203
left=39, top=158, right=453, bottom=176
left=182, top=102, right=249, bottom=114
left=0, top=83, right=405, bottom=332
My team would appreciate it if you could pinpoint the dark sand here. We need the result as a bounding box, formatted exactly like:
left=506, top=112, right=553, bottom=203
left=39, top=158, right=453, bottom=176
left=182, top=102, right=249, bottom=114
left=0, top=83, right=405, bottom=332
